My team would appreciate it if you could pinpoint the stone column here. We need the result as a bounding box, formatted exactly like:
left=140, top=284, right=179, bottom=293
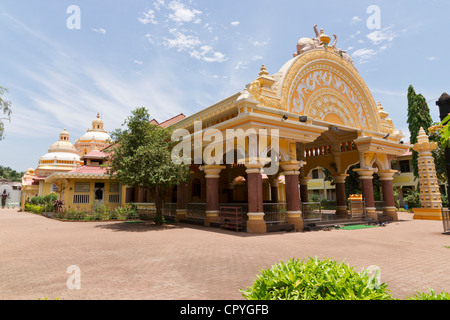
left=176, top=182, right=188, bottom=222
left=378, top=170, right=398, bottom=221
left=333, top=174, right=349, bottom=218
left=203, top=165, right=226, bottom=227
left=299, top=177, right=311, bottom=204
left=246, top=163, right=266, bottom=234
left=281, top=161, right=303, bottom=231
left=268, top=176, right=279, bottom=203
left=354, top=168, right=377, bottom=221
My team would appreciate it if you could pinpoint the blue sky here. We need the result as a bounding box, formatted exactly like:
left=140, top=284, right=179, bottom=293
left=0, top=0, right=449, bottom=172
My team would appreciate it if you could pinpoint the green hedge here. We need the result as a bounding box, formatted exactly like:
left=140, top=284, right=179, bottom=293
left=241, top=257, right=450, bottom=300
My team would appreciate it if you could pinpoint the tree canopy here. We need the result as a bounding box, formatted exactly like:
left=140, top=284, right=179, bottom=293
left=0, top=165, right=24, bottom=182
left=106, top=107, right=191, bottom=224
left=407, top=85, right=433, bottom=179
left=0, top=87, right=12, bottom=141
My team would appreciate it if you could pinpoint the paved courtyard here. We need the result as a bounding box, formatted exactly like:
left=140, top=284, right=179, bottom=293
left=0, top=208, right=449, bottom=300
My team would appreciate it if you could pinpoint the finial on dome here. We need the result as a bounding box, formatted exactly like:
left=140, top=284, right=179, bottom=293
left=97, top=113, right=100, bottom=119
left=259, top=64, right=269, bottom=76
left=320, top=28, right=331, bottom=46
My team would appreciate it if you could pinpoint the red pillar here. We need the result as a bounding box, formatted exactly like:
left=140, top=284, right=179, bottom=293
left=333, top=174, right=349, bottom=217
left=246, top=164, right=266, bottom=234
left=203, top=165, right=225, bottom=227
left=355, top=168, right=377, bottom=221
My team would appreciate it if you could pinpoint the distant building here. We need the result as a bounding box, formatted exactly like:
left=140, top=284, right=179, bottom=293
left=1, top=179, right=21, bottom=208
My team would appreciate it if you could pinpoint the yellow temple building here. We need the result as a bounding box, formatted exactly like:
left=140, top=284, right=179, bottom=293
left=21, top=114, right=118, bottom=211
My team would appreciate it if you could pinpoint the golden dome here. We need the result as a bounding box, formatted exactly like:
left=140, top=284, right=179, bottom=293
left=47, top=129, right=78, bottom=154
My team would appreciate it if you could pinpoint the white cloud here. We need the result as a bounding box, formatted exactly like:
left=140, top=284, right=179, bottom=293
left=167, top=1, right=202, bottom=24
left=133, top=60, right=143, bottom=65
left=352, top=48, right=377, bottom=64
left=251, top=55, right=263, bottom=61
left=231, top=21, right=240, bottom=27
left=351, top=16, right=362, bottom=24
left=153, top=0, right=165, bottom=11
left=190, top=46, right=227, bottom=63
left=91, top=28, right=106, bottom=34
left=138, top=9, right=158, bottom=25
left=366, top=26, right=398, bottom=45
left=426, top=56, right=436, bottom=61
left=249, top=38, right=269, bottom=47
left=164, top=29, right=202, bottom=51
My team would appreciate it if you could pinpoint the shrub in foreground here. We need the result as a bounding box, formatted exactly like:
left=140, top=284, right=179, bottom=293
left=407, top=289, right=450, bottom=300
left=241, top=257, right=392, bottom=300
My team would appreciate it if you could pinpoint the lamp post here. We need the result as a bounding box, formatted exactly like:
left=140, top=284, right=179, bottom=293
left=436, top=92, right=450, bottom=197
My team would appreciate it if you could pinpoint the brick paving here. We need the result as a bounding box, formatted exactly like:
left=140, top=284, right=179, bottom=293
left=0, top=208, right=449, bottom=300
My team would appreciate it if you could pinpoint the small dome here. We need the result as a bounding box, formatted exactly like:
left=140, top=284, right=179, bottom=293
left=39, top=152, right=81, bottom=162
left=47, top=129, right=78, bottom=154
left=78, top=131, right=110, bottom=142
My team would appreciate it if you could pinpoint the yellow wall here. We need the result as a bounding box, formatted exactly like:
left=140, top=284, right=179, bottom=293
left=57, top=179, right=122, bottom=212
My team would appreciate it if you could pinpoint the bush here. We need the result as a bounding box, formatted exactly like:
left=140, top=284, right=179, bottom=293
left=407, top=289, right=450, bottom=300
left=43, top=194, right=57, bottom=204
left=25, top=203, right=43, bottom=214
left=241, top=257, right=392, bottom=300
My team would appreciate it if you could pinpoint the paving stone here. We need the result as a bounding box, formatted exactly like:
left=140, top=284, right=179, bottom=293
left=0, top=209, right=449, bottom=300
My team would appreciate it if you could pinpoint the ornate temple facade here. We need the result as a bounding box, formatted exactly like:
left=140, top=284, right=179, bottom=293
left=167, top=26, right=409, bottom=233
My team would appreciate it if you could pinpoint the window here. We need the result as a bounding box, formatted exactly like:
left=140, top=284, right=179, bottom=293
left=73, top=194, right=90, bottom=204
left=399, top=160, right=411, bottom=173
left=109, top=182, right=119, bottom=193
left=312, top=169, right=319, bottom=179
left=109, top=194, right=120, bottom=203
left=74, top=182, right=90, bottom=193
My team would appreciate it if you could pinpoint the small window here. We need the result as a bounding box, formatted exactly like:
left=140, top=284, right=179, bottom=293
left=399, top=160, right=411, bottom=173
left=109, top=182, right=119, bottom=193
left=74, top=182, right=90, bottom=193
left=312, top=169, right=319, bottom=179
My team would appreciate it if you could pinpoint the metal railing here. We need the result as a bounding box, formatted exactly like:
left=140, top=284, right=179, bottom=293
left=263, top=203, right=287, bottom=223
left=187, top=203, right=206, bottom=219
left=163, top=202, right=177, bottom=217
left=442, top=208, right=450, bottom=234
left=302, top=202, right=322, bottom=221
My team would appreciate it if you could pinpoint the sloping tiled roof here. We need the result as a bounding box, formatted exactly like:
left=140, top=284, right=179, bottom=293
left=150, top=114, right=186, bottom=128
left=81, top=149, right=108, bottom=160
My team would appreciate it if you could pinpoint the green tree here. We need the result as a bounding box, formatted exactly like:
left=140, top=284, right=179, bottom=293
left=106, top=107, right=191, bottom=225
left=0, top=87, right=12, bottom=141
left=0, top=165, right=24, bottom=182
left=407, top=85, right=433, bottom=179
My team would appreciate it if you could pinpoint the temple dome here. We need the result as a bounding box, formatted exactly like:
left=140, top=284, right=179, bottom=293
left=74, top=113, right=111, bottom=156
left=37, top=129, right=81, bottom=174
left=77, top=131, right=110, bottom=143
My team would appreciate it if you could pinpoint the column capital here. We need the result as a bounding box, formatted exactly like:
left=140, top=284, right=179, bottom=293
left=378, top=169, right=398, bottom=181
left=332, top=173, right=349, bottom=184
left=280, top=160, right=302, bottom=176
left=245, top=163, right=265, bottom=174
left=201, top=165, right=226, bottom=179
left=354, top=168, right=375, bottom=180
